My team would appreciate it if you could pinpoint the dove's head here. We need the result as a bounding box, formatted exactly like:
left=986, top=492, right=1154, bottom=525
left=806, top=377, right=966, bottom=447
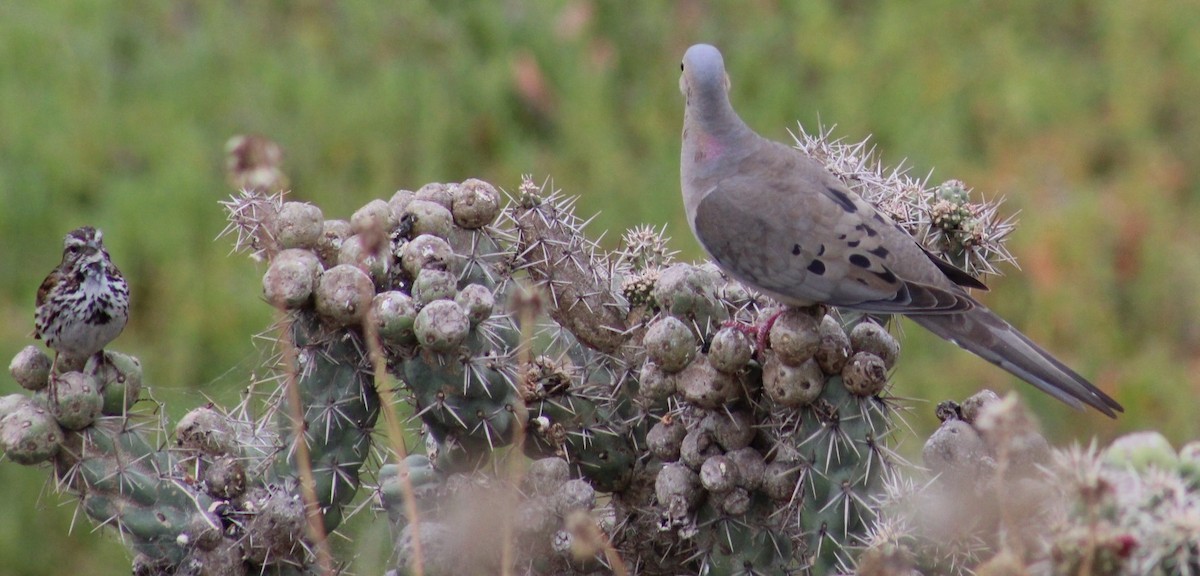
left=680, top=44, right=730, bottom=102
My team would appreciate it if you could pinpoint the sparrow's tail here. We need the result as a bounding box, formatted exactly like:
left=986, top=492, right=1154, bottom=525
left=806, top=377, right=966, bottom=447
left=908, top=305, right=1122, bottom=418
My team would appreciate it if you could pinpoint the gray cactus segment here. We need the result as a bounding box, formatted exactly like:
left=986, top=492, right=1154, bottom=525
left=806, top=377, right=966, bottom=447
left=276, top=310, right=382, bottom=524
left=509, top=195, right=630, bottom=354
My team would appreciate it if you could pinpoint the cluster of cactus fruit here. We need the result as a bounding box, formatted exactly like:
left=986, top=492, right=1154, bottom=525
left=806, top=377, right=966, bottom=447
left=3, top=308, right=375, bottom=574
left=2, top=130, right=1191, bottom=576
left=231, top=149, right=914, bottom=574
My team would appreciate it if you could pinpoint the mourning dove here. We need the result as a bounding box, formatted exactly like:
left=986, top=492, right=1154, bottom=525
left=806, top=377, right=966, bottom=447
left=679, top=44, right=1121, bottom=417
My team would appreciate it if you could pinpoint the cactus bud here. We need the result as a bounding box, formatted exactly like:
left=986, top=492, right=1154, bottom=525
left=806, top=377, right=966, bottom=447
left=370, top=291, right=419, bottom=345
left=263, top=248, right=322, bottom=309
left=403, top=199, right=455, bottom=240
left=700, top=455, right=739, bottom=493
left=705, top=409, right=755, bottom=451
left=708, top=327, right=753, bottom=374
left=768, top=309, right=821, bottom=366
left=414, top=300, right=470, bottom=353
left=9, top=346, right=51, bottom=392
left=351, top=199, right=395, bottom=235
left=656, top=463, right=703, bottom=510
left=849, top=321, right=899, bottom=369
left=648, top=418, right=687, bottom=462
left=314, top=264, right=375, bottom=326
left=455, top=284, right=494, bottom=325
left=451, top=179, right=502, bottom=229
left=1103, top=431, right=1178, bottom=472
left=49, top=371, right=103, bottom=430
left=644, top=316, right=696, bottom=373
left=727, top=447, right=765, bottom=491
left=400, top=234, right=454, bottom=278
left=814, top=315, right=851, bottom=374
left=0, top=399, right=62, bottom=464
left=88, top=351, right=143, bottom=415
left=637, top=362, right=677, bottom=403
left=842, top=352, right=888, bottom=397
left=315, top=219, right=352, bottom=267
left=338, top=233, right=390, bottom=284
left=763, top=356, right=824, bottom=407
left=412, top=269, right=457, bottom=305
left=274, top=201, right=323, bottom=250
left=414, top=182, right=455, bottom=209
left=676, top=356, right=738, bottom=409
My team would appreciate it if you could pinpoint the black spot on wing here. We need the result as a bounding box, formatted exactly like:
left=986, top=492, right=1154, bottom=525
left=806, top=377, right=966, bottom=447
left=792, top=244, right=801, bottom=255
left=873, top=267, right=898, bottom=284
left=825, top=184, right=857, bottom=213
left=868, top=246, right=889, bottom=258
left=849, top=254, right=871, bottom=268
left=807, top=260, right=825, bottom=275
left=817, top=244, right=825, bottom=256
left=855, top=224, right=878, bottom=237
left=848, top=240, right=860, bottom=248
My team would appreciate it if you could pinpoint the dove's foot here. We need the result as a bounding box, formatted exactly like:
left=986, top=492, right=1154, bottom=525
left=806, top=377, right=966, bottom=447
left=47, top=353, right=60, bottom=404
left=722, top=309, right=786, bottom=360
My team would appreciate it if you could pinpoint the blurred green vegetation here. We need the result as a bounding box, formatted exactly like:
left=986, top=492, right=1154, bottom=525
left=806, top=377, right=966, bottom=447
left=2, top=1, right=1198, bottom=573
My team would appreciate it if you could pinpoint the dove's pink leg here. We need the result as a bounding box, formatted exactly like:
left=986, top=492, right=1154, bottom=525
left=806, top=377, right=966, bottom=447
left=723, top=309, right=785, bottom=360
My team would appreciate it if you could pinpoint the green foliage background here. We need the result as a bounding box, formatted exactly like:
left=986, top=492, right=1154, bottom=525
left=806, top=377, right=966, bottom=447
left=1, top=1, right=1198, bottom=573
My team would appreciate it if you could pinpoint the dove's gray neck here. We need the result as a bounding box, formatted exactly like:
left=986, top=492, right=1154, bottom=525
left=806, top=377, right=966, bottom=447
left=681, top=87, right=754, bottom=217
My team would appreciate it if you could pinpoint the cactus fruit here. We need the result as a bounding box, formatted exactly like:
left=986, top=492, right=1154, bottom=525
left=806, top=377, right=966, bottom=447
left=9, top=346, right=52, bottom=391
left=275, top=201, right=325, bottom=250
left=0, top=396, right=62, bottom=464
left=314, top=264, right=375, bottom=326
left=46, top=371, right=103, bottom=430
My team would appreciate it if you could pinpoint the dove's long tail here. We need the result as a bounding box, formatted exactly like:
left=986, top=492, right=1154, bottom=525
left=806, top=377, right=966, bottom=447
left=908, top=306, right=1123, bottom=418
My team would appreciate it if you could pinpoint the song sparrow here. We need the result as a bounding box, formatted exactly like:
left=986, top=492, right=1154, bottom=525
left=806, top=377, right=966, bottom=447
left=34, top=226, right=129, bottom=397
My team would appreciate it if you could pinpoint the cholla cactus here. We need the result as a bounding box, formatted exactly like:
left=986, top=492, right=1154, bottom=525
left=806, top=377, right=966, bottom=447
left=860, top=391, right=1059, bottom=575
left=3, top=130, right=1046, bottom=575
left=862, top=392, right=1200, bottom=576
left=2, top=312, right=376, bottom=574
left=1051, top=432, right=1200, bottom=575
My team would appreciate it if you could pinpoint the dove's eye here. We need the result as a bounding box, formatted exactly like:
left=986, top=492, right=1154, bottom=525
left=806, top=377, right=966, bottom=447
left=680, top=63, right=684, bottom=71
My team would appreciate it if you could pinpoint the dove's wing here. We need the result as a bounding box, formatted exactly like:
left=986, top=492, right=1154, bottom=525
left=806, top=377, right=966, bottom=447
left=692, top=139, right=978, bottom=314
